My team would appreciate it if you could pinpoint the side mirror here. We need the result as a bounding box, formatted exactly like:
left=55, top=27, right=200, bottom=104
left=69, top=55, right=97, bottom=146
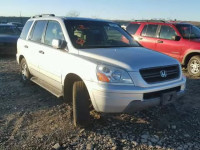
left=52, top=39, right=67, bottom=49
left=172, top=35, right=181, bottom=41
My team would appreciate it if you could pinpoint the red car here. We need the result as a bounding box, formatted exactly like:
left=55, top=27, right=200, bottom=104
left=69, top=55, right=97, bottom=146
left=126, top=20, right=200, bottom=77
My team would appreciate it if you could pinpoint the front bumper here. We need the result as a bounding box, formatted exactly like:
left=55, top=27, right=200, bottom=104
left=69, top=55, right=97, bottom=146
left=85, top=77, right=186, bottom=113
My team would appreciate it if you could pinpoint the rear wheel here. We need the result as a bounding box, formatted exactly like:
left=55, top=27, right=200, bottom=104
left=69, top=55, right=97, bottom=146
left=73, top=81, right=90, bottom=127
left=20, top=58, right=31, bottom=84
left=187, top=55, right=200, bottom=77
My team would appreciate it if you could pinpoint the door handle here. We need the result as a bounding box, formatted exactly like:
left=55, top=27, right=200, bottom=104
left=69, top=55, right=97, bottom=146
left=39, top=50, right=44, bottom=54
left=157, top=40, right=163, bottom=43
left=138, top=37, right=143, bottom=40
left=172, top=52, right=180, bottom=54
left=24, top=45, right=28, bottom=48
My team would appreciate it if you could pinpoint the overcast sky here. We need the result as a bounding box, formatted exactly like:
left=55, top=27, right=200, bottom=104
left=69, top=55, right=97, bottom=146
left=0, top=0, right=200, bottom=21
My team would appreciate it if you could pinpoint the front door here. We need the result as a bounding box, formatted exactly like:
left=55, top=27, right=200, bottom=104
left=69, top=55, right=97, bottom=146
left=38, top=20, right=66, bottom=90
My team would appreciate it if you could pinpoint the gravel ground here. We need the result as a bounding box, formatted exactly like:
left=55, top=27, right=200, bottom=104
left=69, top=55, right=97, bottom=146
left=0, top=56, right=200, bottom=150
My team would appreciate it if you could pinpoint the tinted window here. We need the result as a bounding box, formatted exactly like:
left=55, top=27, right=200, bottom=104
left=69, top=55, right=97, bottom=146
left=159, top=26, right=177, bottom=40
left=44, top=21, right=65, bottom=46
left=30, top=21, right=47, bottom=43
left=126, top=24, right=140, bottom=34
left=141, top=24, right=158, bottom=37
left=20, top=21, right=33, bottom=39
left=176, top=24, right=200, bottom=39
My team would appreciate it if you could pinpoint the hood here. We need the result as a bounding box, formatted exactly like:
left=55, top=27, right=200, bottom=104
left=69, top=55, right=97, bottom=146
left=78, top=47, right=179, bottom=72
left=0, top=34, right=19, bottom=43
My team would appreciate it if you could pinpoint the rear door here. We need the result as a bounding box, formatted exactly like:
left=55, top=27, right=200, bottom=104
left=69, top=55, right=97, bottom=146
left=137, top=24, right=159, bottom=50
left=17, top=20, right=33, bottom=59
left=26, top=20, right=47, bottom=74
left=155, top=25, right=183, bottom=60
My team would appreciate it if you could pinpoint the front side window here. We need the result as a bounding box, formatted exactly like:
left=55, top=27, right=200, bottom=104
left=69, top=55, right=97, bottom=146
left=0, top=25, right=21, bottom=36
left=141, top=24, right=158, bottom=38
left=159, top=25, right=177, bottom=40
left=176, top=24, right=200, bottom=39
left=126, top=23, right=140, bottom=35
left=65, top=20, right=140, bottom=49
left=30, top=21, right=47, bottom=43
left=44, top=21, right=65, bottom=46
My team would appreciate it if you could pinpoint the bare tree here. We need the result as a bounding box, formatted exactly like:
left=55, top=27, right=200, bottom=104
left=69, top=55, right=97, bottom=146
left=66, top=11, right=80, bottom=17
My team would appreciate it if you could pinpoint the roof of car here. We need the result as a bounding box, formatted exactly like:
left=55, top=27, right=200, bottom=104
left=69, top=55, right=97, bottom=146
left=0, top=24, right=16, bottom=27
left=63, top=17, right=112, bottom=23
left=30, top=14, right=114, bottom=24
left=8, top=22, right=23, bottom=25
left=129, top=21, right=193, bottom=26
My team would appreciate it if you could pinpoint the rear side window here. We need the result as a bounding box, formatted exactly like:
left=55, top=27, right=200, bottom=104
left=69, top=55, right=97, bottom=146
left=44, top=21, right=65, bottom=46
left=159, top=25, right=177, bottom=40
left=30, top=21, right=47, bottom=43
left=126, top=23, right=140, bottom=35
left=20, top=21, right=33, bottom=39
left=141, top=24, right=158, bottom=38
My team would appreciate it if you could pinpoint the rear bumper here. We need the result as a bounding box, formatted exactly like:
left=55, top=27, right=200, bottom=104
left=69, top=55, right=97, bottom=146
left=0, top=47, right=16, bottom=55
left=85, top=77, right=186, bottom=113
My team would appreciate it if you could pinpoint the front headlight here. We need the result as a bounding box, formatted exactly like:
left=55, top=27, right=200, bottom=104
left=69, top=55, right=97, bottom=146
left=96, top=65, right=133, bottom=84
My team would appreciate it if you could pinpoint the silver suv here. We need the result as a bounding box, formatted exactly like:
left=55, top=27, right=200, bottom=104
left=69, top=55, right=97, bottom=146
left=17, top=14, right=186, bottom=127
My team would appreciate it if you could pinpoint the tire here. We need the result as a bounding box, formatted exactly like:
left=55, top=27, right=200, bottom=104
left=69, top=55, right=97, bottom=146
left=20, top=58, right=31, bottom=84
left=187, top=55, right=200, bottom=77
left=73, top=81, right=90, bottom=127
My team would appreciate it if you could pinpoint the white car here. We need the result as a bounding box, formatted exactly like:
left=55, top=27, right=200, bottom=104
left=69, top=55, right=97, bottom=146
left=17, top=14, right=186, bottom=127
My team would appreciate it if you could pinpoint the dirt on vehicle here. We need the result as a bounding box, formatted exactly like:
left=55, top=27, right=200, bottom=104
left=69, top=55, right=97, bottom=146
left=0, top=56, right=200, bottom=150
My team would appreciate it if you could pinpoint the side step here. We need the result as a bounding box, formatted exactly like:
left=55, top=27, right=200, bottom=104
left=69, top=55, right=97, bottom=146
left=31, top=77, right=63, bottom=98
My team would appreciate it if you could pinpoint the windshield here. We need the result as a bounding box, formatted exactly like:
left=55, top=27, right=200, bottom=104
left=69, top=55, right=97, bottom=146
left=176, top=24, right=200, bottom=39
left=0, top=25, right=21, bottom=35
left=65, top=20, right=140, bottom=49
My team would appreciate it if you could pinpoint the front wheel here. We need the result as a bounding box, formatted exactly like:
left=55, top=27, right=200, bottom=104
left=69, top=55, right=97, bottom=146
left=73, top=81, right=90, bottom=127
left=187, top=55, right=200, bottom=77
left=20, top=58, right=31, bottom=84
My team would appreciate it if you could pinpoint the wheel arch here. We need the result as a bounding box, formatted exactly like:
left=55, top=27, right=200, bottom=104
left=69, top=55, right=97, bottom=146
left=63, top=73, right=89, bottom=103
left=182, top=50, right=200, bottom=67
left=19, top=55, right=25, bottom=64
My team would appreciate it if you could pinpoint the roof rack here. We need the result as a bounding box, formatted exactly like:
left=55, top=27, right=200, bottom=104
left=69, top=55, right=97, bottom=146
left=32, top=14, right=55, bottom=18
left=134, top=20, right=166, bottom=23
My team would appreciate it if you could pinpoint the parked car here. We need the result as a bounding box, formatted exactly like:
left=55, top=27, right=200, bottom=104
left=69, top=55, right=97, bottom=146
left=7, top=22, right=24, bottom=31
left=0, top=24, right=20, bottom=55
left=17, top=15, right=186, bottom=127
left=126, top=20, right=200, bottom=76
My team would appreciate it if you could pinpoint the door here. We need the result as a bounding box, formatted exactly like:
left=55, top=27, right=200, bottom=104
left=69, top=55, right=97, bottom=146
left=26, top=20, right=47, bottom=73
left=137, top=24, right=159, bottom=50
left=155, top=25, right=183, bottom=61
left=38, top=20, right=66, bottom=90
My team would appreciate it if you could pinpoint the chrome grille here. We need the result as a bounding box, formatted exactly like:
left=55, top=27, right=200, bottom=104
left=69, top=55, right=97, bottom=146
left=140, top=65, right=180, bottom=84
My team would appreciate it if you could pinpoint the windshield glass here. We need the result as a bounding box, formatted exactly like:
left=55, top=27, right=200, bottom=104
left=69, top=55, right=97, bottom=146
left=0, top=25, right=21, bottom=35
left=65, top=20, right=140, bottom=49
left=176, top=24, right=200, bottom=39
